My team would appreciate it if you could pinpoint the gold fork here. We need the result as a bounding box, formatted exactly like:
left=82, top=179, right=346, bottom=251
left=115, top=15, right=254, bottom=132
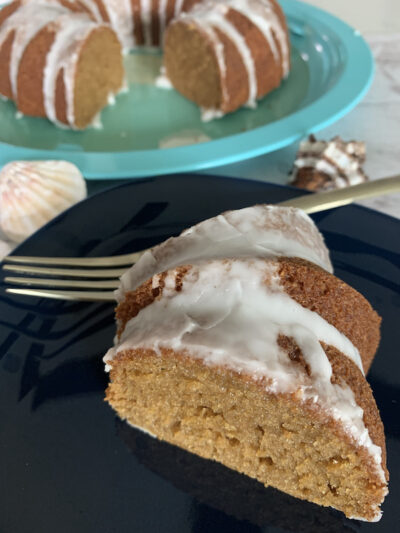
left=3, top=176, right=400, bottom=302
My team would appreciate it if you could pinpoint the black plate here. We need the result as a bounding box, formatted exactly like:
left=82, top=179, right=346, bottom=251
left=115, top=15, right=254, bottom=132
left=0, top=175, right=399, bottom=533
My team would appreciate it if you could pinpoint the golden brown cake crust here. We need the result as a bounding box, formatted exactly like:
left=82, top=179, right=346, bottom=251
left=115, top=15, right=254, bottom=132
left=0, top=2, right=21, bottom=99
left=326, top=344, right=387, bottom=480
left=17, top=27, right=57, bottom=117
left=275, top=257, right=381, bottom=373
left=0, top=30, right=14, bottom=99
left=55, top=68, right=69, bottom=125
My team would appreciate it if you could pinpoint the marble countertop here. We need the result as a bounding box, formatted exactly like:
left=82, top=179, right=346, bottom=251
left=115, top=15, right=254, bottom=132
left=301, top=0, right=400, bottom=34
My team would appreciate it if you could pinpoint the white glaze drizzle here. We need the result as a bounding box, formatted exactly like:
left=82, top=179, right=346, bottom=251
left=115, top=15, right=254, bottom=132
left=117, top=260, right=364, bottom=374
left=43, top=13, right=98, bottom=127
left=174, top=0, right=185, bottom=17
left=0, top=1, right=68, bottom=99
left=201, top=107, right=225, bottom=121
left=76, top=0, right=103, bottom=22
left=155, top=66, right=173, bottom=88
left=116, top=204, right=333, bottom=301
left=105, top=259, right=384, bottom=485
left=102, top=0, right=135, bottom=51
left=140, top=0, right=153, bottom=46
left=158, top=0, right=169, bottom=45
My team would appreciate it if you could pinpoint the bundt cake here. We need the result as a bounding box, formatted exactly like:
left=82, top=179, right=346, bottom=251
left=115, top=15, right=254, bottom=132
left=104, top=205, right=388, bottom=522
left=0, top=0, right=290, bottom=128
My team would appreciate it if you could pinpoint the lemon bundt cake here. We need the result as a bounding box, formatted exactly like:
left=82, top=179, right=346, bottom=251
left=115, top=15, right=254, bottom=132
left=104, top=205, right=388, bottom=522
left=0, top=0, right=290, bottom=127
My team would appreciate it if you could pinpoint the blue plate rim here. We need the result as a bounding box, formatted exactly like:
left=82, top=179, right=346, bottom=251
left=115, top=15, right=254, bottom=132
left=5, top=175, right=399, bottom=260
left=0, top=0, right=374, bottom=179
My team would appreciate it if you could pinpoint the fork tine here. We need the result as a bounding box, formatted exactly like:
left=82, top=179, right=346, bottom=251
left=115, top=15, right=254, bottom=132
left=4, top=250, right=147, bottom=267
left=5, top=288, right=115, bottom=301
left=5, top=276, right=119, bottom=289
left=2, top=264, right=126, bottom=278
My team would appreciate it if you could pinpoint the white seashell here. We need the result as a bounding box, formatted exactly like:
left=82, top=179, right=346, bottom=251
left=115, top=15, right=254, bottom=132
left=0, top=160, right=87, bottom=243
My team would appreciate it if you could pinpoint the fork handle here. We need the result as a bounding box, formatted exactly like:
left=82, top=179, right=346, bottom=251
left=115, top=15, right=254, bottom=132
left=278, top=175, right=400, bottom=214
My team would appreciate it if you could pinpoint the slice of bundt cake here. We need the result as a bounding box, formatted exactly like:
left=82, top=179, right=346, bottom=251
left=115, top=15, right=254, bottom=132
left=0, top=0, right=124, bottom=129
left=163, top=0, right=290, bottom=118
left=104, top=205, right=388, bottom=522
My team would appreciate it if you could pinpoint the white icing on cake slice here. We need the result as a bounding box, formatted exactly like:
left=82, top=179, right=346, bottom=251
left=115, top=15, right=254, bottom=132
left=116, top=205, right=333, bottom=301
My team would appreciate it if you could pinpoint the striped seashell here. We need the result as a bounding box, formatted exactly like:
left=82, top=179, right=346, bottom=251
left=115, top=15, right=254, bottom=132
left=0, top=160, right=87, bottom=243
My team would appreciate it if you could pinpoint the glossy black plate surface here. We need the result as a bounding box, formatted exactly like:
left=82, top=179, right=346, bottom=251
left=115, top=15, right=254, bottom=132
left=0, top=175, right=399, bottom=533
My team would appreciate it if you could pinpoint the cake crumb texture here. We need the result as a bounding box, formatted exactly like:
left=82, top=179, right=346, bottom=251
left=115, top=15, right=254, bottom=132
left=106, top=346, right=387, bottom=521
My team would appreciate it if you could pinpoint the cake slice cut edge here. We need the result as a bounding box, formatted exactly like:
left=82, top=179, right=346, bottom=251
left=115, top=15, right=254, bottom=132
left=105, top=345, right=387, bottom=522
